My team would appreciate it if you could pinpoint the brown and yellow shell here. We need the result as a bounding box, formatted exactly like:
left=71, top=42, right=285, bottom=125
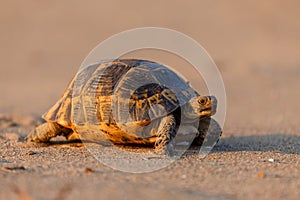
left=43, top=59, right=198, bottom=131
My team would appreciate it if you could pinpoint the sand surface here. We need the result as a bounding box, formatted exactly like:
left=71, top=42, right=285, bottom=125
left=0, top=1, right=299, bottom=199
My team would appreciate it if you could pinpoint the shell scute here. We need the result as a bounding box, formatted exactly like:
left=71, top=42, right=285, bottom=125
left=43, top=59, right=197, bottom=130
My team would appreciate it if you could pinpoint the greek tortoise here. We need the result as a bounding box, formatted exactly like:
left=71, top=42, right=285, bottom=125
left=26, top=59, right=222, bottom=155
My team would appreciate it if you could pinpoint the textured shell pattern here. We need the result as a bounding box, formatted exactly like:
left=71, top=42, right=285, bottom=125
left=43, top=59, right=198, bottom=129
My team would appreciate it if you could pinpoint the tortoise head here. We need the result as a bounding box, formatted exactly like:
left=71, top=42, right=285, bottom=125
left=184, top=95, right=217, bottom=119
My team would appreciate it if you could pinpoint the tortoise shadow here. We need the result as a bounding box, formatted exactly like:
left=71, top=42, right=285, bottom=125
left=213, top=133, right=300, bottom=155
left=19, top=133, right=300, bottom=156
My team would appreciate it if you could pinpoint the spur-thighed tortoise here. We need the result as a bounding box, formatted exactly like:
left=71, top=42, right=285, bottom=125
left=26, top=59, right=222, bottom=155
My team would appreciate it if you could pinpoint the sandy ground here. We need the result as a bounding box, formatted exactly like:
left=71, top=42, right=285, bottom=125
left=1, top=1, right=300, bottom=199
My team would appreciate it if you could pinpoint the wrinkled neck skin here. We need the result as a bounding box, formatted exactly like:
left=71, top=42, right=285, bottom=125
left=181, top=102, right=200, bottom=124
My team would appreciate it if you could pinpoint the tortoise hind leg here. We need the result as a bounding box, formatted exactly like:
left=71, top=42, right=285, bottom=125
left=26, top=122, right=72, bottom=142
left=154, top=114, right=177, bottom=156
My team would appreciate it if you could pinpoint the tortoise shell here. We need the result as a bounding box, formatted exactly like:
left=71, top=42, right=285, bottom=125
left=43, top=59, right=197, bottom=133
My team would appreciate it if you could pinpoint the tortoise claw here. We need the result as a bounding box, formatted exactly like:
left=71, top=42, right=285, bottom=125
left=154, top=142, right=175, bottom=156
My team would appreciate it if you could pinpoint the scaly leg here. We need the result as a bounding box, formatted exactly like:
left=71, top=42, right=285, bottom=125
left=26, top=122, right=72, bottom=142
left=193, top=117, right=222, bottom=147
left=154, top=114, right=177, bottom=156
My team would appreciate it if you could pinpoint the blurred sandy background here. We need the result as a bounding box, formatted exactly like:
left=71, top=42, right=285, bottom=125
left=0, top=0, right=299, bottom=199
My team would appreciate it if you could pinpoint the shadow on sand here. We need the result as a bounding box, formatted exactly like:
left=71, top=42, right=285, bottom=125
left=214, top=134, right=300, bottom=155
left=1, top=121, right=299, bottom=156
left=16, top=132, right=300, bottom=156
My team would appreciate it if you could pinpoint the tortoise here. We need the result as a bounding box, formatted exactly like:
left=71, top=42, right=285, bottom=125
left=26, top=59, right=222, bottom=155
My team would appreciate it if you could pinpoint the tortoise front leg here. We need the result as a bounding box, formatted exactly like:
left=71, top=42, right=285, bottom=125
left=193, top=117, right=222, bottom=147
left=26, top=122, right=72, bottom=142
left=154, top=114, right=177, bottom=156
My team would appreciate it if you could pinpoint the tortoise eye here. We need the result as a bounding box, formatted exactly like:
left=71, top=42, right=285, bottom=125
left=198, top=98, right=207, bottom=105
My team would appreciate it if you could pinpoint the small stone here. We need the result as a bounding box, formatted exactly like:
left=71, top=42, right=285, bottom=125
left=1, top=166, right=26, bottom=172
left=268, top=158, right=274, bottom=163
left=26, top=150, right=38, bottom=155
left=256, top=172, right=266, bottom=178
left=181, top=174, right=187, bottom=179
left=85, top=167, right=93, bottom=173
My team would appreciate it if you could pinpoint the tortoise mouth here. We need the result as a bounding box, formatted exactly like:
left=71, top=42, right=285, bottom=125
left=199, top=109, right=212, bottom=117
left=199, top=106, right=216, bottom=117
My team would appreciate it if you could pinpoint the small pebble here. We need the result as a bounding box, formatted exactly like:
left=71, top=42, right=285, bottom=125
left=1, top=166, right=26, bottom=172
left=85, top=167, right=93, bottom=173
left=256, top=172, right=266, bottom=178
left=268, top=158, right=274, bottom=163
left=26, top=150, right=38, bottom=155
